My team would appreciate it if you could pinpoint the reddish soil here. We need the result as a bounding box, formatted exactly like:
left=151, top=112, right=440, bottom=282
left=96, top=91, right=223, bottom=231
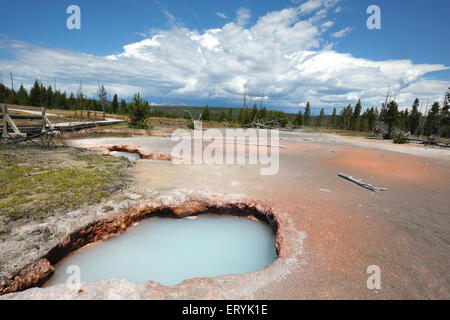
left=323, top=145, right=449, bottom=185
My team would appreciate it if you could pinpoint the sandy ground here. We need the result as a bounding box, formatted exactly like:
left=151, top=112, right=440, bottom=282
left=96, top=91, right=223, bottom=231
left=62, top=131, right=450, bottom=299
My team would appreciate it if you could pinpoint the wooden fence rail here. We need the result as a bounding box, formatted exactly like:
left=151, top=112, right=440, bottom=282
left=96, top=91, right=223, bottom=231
left=1, top=104, right=53, bottom=142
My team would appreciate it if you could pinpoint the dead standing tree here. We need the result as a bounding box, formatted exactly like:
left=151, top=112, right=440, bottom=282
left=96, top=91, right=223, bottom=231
left=371, top=88, right=409, bottom=138
left=243, top=90, right=294, bottom=131
left=77, top=80, right=90, bottom=119
left=98, top=80, right=107, bottom=119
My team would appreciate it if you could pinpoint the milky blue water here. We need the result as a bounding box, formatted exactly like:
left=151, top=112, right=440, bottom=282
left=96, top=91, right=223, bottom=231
left=44, top=215, right=277, bottom=287
left=109, top=151, right=141, bottom=160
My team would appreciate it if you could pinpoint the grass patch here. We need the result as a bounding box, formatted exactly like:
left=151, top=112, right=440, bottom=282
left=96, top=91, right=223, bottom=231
left=97, top=122, right=129, bottom=129
left=303, top=127, right=372, bottom=137
left=0, top=145, right=131, bottom=226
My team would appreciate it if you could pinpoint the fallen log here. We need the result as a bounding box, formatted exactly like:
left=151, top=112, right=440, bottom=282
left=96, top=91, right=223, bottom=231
left=0, top=114, right=43, bottom=120
left=338, top=173, right=387, bottom=192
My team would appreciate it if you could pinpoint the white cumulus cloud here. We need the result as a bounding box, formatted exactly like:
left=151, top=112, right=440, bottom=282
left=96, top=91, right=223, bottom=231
left=217, top=12, right=228, bottom=19
left=236, top=7, right=251, bottom=26
left=332, top=26, right=354, bottom=38
left=0, top=1, right=447, bottom=110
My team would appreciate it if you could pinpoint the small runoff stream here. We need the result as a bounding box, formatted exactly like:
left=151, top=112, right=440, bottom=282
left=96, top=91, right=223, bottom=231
left=109, top=151, right=141, bottom=160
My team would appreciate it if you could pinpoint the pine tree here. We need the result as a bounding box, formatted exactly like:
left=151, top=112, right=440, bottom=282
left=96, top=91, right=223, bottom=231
left=403, top=108, right=409, bottom=132
left=294, top=109, right=303, bottom=127
left=0, top=83, right=10, bottom=103
left=237, top=108, right=244, bottom=124
left=304, top=102, right=311, bottom=125
left=409, top=98, right=421, bottom=135
left=39, top=84, right=47, bottom=107
left=119, top=99, right=127, bottom=114
left=53, top=90, right=64, bottom=109
left=424, top=102, right=441, bottom=136
left=385, top=101, right=399, bottom=137
left=68, top=92, right=76, bottom=109
left=218, top=110, right=227, bottom=122
left=201, top=105, right=211, bottom=121
left=29, top=80, right=41, bottom=107
left=318, top=108, right=325, bottom=127
left=128, top=93, right=149, bottom=128
left=16, top=84, right=29, bottom=105
left=60, top=91, right=68, bottom=109
left=367, top=107, right=378, bottom=131
left=46, top=85, right=54, bottom=108
left=7, top=89, right=18, bottom=105
left=351, top=100, right=362, bottom=131
left=339, top=104, right=353, bottom=130
left=112, top=94, right=119, bottom=114
left=242, top=107, right=251, bottom=124
left=331, top=107, right=337, bottom=128
left=259, top=106, right=267, bottom=121
left=360, top=110, right=369, bottom=132
left=251, top=103, right=258, bottom=122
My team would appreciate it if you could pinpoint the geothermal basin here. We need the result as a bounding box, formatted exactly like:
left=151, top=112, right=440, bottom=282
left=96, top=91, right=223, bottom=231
left=43, top=215, right=277, bottom=287
left=2, top=130, right=449, bottom=299
left=109, top=150, right=142, bottom=161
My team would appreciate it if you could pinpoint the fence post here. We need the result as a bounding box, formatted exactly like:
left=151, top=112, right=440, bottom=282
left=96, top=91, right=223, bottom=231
left=2, top=104, right=7, bottom=136
left=41, top=107, right=46, bottom=133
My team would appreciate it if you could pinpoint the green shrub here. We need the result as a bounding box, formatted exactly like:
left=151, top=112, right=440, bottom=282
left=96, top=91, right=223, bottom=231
left=128, top=93, right=151, bottom=129
left=393, top=132, right=409, bottom=144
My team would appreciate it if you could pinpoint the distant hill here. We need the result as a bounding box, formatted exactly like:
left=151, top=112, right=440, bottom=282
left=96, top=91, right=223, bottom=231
left=152, top=105, right=298, bottom=120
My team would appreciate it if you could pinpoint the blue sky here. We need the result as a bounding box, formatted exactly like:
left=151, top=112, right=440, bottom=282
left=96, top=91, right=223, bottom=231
left=0, top=0, right=448, bottom=113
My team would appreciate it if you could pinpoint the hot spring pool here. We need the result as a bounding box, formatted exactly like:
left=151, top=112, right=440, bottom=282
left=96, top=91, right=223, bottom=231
left=109, top=151, right=141, bottom=160
left=43, top=215, right=277, bottom=287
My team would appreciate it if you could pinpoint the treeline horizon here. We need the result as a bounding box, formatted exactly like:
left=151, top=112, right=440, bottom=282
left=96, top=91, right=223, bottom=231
left=199, top=96, right=449, bottom=138
left=0, top=80, right=448, bottom=138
